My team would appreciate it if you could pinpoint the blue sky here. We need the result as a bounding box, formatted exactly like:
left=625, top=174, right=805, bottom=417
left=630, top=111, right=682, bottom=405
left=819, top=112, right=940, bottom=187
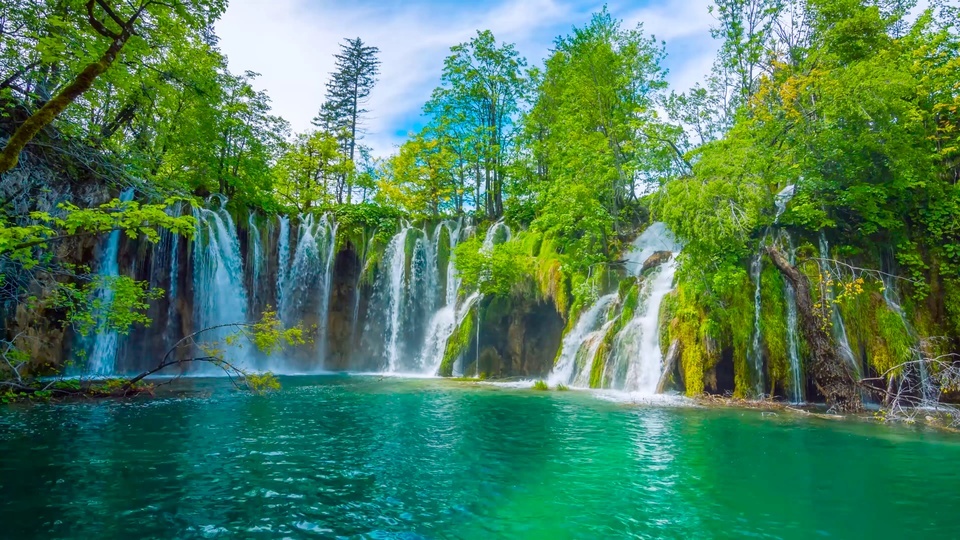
left=215, top=0, right=719, bottom=156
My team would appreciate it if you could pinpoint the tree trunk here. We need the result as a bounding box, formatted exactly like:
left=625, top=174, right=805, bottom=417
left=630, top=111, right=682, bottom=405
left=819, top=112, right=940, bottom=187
left=766, top=245, right=862, bottom=411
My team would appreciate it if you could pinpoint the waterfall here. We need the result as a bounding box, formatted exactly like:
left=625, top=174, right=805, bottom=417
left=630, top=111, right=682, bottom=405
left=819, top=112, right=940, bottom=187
left=610, top=223, right=682, bottom=393
left=418, top=220, right=467, bottom=375
left=372, top=219, right=473, bottom=374
left=748, top=250, right=765, bottom=397
left=783, top=236, right=804, bottom=403
left=880, top=274, right=934, bottom=404
left=277, top=215, right=290, bottom=311
left=380, top=224, right=413, bottom=372
left=482, top=219, right=511, bottom=252
left=86, top=188, right=135, bottom=375
left=605, top=259, right=679, bottom=392
left=548, top=222, right=681, bottom=393
left=191, top=196, right=251, bottom=371
left=421, top=291, right=481, bottom=376
left=549, top=294, right=618, bottom=386
left=818, top=233, right=862, bottom=379
left=774, top=186, right=802, bottom=402
left=318, top=218, right=339, bottom=362
left=277, top=213, right=337, bottom=368
left=247, top=214, right=264, bottom=308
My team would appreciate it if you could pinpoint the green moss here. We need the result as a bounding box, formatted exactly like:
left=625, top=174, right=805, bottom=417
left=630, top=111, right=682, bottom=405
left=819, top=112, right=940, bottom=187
left=532, top=380, right=549, bottom=391
left=659, top=291, right=678, bottom=357
left=714, top=269, right=754, bottom=398
left=439, top=307, right=476, bottom=377
left=662, top=283, right=716, bottom=396
left=759, top=259, right=789, bottom=394
left=588, top=318, right=620, bottom=388
left=519, top=230, right=543, bottom=257
left=437, top=224, right=452, bottom=294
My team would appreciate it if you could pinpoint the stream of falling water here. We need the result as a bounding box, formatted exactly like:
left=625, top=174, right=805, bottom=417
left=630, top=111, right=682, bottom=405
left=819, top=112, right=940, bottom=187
left=548, top=223, right=680, bottom=393
left=277, top=213, right=338, bottom=368
left=86, top=188, right=135, bottom=375
left=548, top=294, right=618, bottom=386
left=782, top=234, right=804, bottom=403
left=748, top=248, right=765, bottom=397
left=819, top=233, right=862, bottom=379
left=881, top=273, right=935, bottom=404
left=192, top=196, right=251, bottom=372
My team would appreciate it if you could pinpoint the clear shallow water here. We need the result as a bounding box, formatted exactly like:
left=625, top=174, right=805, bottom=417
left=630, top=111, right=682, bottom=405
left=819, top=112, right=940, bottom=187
left=2, top=376, right=960, bottom=539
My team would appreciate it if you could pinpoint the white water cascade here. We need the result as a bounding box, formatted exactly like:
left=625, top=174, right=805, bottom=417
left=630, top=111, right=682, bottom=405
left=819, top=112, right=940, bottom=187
left=819, top=233, right=862, bottom=379
left=277, top=213, right=338, bottom=366
left=192, top=196, right=251, bottom=371
left=606, top=258, right=679, bottom=392
left=548, top=294, right=618, bottom=386
left=774, top=185, right=804, bottom=402
left=418, top=220, right=470, bottom=375
left=610, top=223, right=681, bottom=393
left=783, top=238, right=804, bottom=403
left=881, top=274, right=935, bottom=403
left=86, top=188, right=135, bottom=375
left=548, top=222, right=681, bottom=393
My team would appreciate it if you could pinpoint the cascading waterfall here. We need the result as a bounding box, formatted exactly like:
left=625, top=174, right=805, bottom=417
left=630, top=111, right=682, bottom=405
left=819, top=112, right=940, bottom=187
left=418, top=220, right=468, bottom=375
left=819, top=233, right=862, bottom=379
left=276, top=215, right=290, bottom=311
left=482, top=219, right=511, bottom=252
left=192, top=197, right=251, bottom=371
left=610, top=223, right=681, bottom=393
left=380, top=224, right=412, bottom=372
left=783, top=237, right=804, bottom=403
left=549, top=222, right=681, bottom=393
left=548, top=294, right=618, bottom=386
left=773, top=185, right=803, bottom=402
left=605, top=259, right=679, bottom=392
left=86, top=188, right=135, bottom=375
left=372, top=219, right=483, bottom=374
left=277, top=213, right=338, bottom=367
left=748, top=249, right=765, bottom=396
left=881, top=274, right=935, bottom=403
left=247, top=214, right=264, bottom=307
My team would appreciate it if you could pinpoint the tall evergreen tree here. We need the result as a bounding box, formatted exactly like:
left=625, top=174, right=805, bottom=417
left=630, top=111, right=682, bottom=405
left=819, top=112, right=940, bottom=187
left=313, top=37, right=381, bottom=203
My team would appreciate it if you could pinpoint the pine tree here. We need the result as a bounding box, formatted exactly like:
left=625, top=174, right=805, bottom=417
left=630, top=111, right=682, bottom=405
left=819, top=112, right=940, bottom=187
left=313, top=37, right=381, bottom=203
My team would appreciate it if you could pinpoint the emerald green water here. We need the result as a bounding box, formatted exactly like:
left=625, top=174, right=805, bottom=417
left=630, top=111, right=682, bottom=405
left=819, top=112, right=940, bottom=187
left=2, top=376, right=959, bottom=539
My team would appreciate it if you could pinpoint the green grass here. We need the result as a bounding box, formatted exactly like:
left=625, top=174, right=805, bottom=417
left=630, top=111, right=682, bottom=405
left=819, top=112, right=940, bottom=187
left=532, top=380, right=549, bottom=391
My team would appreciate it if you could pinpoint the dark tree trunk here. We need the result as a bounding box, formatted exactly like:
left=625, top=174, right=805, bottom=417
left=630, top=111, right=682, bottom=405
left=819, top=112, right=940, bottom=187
left=766, top=245, right=862, bottom=411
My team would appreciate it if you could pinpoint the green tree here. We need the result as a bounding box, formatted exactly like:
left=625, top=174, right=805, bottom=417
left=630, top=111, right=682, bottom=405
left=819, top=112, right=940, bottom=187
left=425, top=30, right=527, bottom=218
left=314, top=37, right=381, bottom=203
left=0, top=0, right=227, bottom=173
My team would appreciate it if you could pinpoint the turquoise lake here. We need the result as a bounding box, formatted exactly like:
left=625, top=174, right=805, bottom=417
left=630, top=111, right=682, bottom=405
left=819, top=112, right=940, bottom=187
left=1, top=376, right=959, bottom=539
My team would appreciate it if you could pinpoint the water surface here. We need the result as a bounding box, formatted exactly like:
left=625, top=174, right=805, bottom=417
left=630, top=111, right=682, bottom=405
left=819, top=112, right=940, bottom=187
left=1, top=376, right=959, bottom=538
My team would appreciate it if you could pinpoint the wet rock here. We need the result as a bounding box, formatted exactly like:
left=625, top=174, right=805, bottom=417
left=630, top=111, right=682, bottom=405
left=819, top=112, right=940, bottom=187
left=641, top=251, right=673, bottom=274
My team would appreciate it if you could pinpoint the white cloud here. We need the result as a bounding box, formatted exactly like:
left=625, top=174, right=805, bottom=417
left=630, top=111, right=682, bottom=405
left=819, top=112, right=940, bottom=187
left=215, top=0, right=718, bottom=156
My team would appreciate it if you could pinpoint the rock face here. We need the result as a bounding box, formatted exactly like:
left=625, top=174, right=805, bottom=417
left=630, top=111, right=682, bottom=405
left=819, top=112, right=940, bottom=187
left=641, top=251, right=673, bottom=274
left=465, top=296, right=565, bottom=378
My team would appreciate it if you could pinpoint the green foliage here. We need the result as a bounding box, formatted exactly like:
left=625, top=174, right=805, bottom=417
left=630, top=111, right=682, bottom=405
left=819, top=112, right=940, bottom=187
left=453, top=236, right=528, bottom=297
left=54, top=275, right=164, bottom=336
left=0, top=197, right=195, bottom=267
left=244, top=372, right=281, bottom=394
left=532, top=380, right=549, bottom=391
left=556, top=383, right=569, bottom=391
